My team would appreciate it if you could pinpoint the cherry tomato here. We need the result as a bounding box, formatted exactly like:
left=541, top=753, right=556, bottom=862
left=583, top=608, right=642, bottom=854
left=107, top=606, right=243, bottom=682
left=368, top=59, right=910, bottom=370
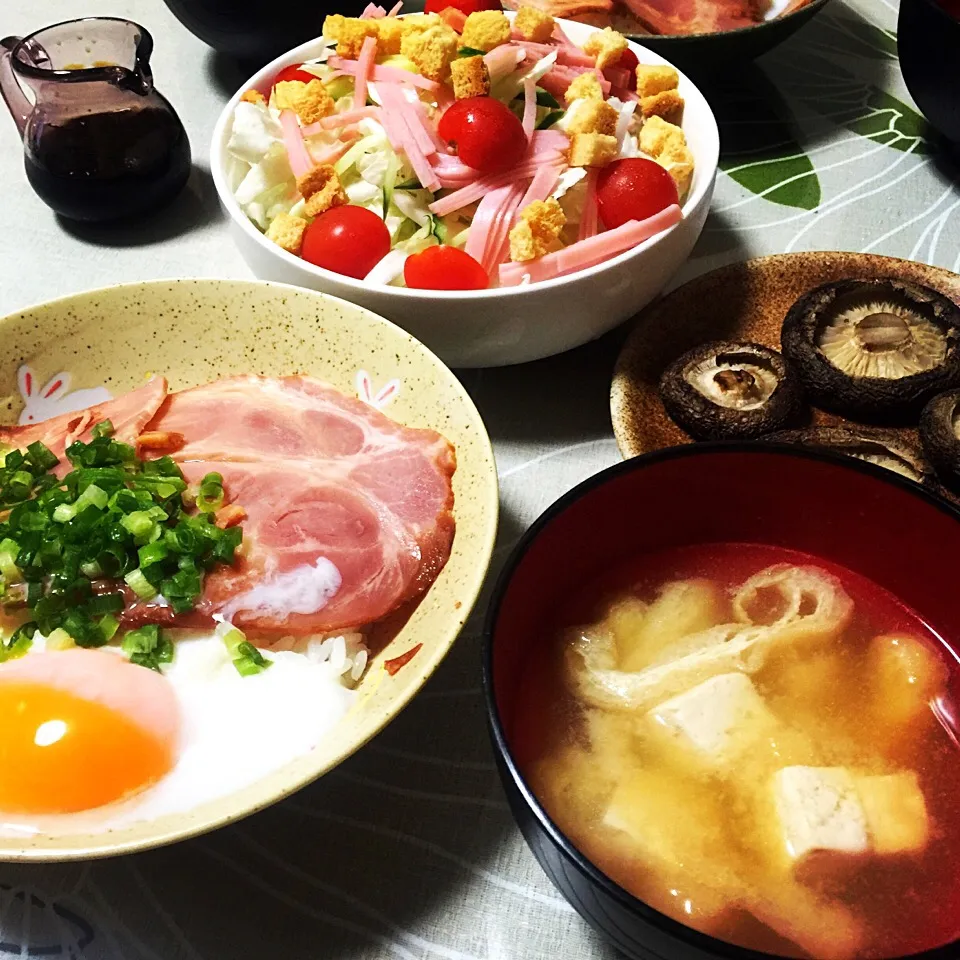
left=616, top=48, right=639, bottom=91
left=272, top=64, right=318, bottom=87
left=301, top=206, right=390, bottom=280
left=437, top=96, right=527, bottom=174
left=424, top=0, right=501, bottom=14
left=404, top=246, right=488, bottom=290
left=596, top=158, right=679, bottom=230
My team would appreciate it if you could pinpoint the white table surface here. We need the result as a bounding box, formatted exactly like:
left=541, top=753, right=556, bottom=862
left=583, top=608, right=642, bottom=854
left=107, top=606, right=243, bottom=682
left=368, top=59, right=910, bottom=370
left=0, top=0, right=957, bottom=957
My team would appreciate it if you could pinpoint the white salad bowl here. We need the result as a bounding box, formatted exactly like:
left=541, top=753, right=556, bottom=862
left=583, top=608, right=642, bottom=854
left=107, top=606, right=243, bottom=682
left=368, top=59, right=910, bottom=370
left=210, top=15, right=719, bottom=368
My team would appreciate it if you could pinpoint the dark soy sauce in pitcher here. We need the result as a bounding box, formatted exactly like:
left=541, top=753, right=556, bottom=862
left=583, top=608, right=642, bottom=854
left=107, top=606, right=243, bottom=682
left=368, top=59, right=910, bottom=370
left=1, top=18, right=190, bottom=222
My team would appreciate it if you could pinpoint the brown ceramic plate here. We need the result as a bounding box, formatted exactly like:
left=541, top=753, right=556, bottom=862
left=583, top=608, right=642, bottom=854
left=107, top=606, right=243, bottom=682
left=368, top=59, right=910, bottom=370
left=611, top=252, right=960, bottom=457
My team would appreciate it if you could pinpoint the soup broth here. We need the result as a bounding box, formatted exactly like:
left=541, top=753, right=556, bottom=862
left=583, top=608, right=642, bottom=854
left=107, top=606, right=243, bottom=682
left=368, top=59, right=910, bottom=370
left=513, top=543, right=960, bottom=959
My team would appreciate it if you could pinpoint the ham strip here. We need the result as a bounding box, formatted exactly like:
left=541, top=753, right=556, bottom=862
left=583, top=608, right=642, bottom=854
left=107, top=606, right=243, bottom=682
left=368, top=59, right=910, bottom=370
left=0, top=377, right=168, bottom=474
left=499, top=204, right=682, bottom=285
left=328, top=56, right=440, bottom=92
left=278, top=109, right=313, bottom=178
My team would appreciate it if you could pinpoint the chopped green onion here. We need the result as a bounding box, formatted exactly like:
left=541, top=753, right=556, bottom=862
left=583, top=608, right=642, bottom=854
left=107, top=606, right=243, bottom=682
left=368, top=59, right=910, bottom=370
left=121, top=510, right=158, bottom=544
left=0, top=539, right=21, bottom=583
left=458, top=46, right=486, bottom=57
left=217, top=620, right=271, bottom=676
left=52, top=503, right=77, bottom=523
left=25, top=442, right=59, bottom=471
left=0, top=621, right=35, bottom=661
left=195, top=472, right=224, bottom=514
left=46, top=627, right=75, bottom=651
left=0, top=430, right=244, bottom=663
left=122, top=624, right=173, bottom=672
left=91, top=419, right=115, bottom=439
left=99, top=614, right=120, bottom=642
left=124, top=567, right=157, bottom=600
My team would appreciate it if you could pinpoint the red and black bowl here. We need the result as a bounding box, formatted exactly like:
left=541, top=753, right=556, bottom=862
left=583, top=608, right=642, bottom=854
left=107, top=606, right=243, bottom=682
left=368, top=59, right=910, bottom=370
left=482, top=442, right=960, bottom=960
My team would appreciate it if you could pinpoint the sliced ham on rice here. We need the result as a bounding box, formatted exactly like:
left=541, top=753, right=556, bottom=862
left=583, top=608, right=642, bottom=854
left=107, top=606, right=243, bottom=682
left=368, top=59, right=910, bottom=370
left=0, top=377, right=168, bottom=474
left=141, top=376, right=456, bottom=636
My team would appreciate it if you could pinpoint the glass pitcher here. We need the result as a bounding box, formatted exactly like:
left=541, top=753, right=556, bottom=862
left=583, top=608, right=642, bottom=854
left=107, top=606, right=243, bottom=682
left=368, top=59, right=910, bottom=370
left=0, top=18, right=191, bottom=222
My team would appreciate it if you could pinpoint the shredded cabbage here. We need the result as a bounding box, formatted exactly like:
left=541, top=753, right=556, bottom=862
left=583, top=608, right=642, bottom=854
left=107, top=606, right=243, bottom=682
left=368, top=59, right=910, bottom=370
left=227, top=101, right=283, bottom=165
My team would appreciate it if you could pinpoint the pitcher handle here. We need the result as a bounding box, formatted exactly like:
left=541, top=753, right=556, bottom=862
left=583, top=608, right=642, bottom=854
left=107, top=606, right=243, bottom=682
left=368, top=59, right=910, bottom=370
left=0, top=37, right=31, bottom=137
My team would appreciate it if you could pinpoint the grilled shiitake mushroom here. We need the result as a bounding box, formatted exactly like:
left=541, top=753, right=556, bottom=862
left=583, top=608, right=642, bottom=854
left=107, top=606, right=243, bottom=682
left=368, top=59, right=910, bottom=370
left=768, top=426, right=937, bottom=487
left=659, top=341, right=802, bottom=440
left=919, top=389, right=960, bottom=488
left=780, top=279, right=960, bottom=421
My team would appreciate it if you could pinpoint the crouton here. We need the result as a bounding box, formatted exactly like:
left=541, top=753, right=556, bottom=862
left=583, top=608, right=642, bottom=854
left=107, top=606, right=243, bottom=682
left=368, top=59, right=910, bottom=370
left=638, top=114, right=685, bottom=158
left=376, top=17, right=405, bottom=55
left=635, top=64, right=679, bottom=98
left=509, top=197, right=567, bottom=262
left=640, top=89, right=684, bottom=124
left=566, top=99, right=618, bottom=136
left=296, top=165, right=348, bottom=217
left=401, top=23, right=460, bottom=81
left=461, top=11, right=512, bottom=52
left=266, top=213, right=309, bottom=254
left=514, top=5, right=555, bottom=43
left=638, top=116, right=693, bottom=199
left=274, top=79, right=335, bottom=125
left=564, top=72, right=604, bottom=105
left=568, top=132, right=618, bottom=167
left=323, top=14, right=347, bottom=40
left=583, top=27, right=628, bottom=69
left=240, top=88, right=266, bottom=105
left=450, top=55, right=491, bottom=99
left=336, top=18, right=379, bottom=59
left=659, top=152, right=694, bottom=199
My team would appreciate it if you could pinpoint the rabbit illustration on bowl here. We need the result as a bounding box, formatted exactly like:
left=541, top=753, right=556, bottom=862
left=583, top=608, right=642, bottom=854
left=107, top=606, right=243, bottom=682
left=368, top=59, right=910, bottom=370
left=17, top=365, right=112, bottom=425
left=356, top=370, right=400, bottom=411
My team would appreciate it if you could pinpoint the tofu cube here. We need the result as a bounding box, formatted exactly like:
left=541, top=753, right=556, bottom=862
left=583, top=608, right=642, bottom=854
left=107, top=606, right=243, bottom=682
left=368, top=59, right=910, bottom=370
left=461, top=10, right=512, bottom=52
left=647, top=673, right=778, bottom=768
left=514, top=6, right=556, bottom=43
left=450, top=55, right=490, bottom=100
left=856, top=772, right=929, bottom=855
left=773, top=766, right=870, bottom=870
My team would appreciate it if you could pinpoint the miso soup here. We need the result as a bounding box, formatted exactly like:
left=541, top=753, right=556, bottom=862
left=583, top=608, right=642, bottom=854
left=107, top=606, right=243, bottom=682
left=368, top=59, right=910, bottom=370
left=514, top=544, right=960, bottom=960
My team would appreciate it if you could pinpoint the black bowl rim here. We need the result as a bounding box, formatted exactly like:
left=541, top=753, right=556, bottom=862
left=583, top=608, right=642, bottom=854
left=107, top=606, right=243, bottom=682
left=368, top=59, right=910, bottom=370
left=622, top=0, right=831, bottom=43
left=482, top=440, right=960, bottom=960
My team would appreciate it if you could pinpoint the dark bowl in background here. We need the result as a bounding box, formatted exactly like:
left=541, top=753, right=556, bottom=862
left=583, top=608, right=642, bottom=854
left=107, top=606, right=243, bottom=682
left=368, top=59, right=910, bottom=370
left=898, top=0, right=960, bottom=147
left=483, top=442, right=960, bottom=960
left=630, top=0, right=832, bottom=74
left=161, top=0, right=362, bottom=64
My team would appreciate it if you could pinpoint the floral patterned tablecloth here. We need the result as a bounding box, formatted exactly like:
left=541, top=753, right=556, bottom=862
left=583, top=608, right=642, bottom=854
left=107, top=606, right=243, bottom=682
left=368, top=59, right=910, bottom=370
left=0, top=0, right=957, bottom=956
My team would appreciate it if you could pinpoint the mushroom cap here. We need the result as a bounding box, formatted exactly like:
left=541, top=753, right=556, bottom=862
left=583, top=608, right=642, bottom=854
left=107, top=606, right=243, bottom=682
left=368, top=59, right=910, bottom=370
left=780, top=279, right=960, bottom=421
left=919, top=389, right=960, bottom=489
left=767, top=426, right=937, bottom=488
left=658, top=340, right=802, bottom=441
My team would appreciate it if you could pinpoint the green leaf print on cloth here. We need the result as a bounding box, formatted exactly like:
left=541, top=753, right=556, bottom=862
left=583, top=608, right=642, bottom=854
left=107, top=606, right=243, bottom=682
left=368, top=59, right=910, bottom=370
left=712, top=68, right=821, bottom=210
left=816, top=14, right=898, bottom=60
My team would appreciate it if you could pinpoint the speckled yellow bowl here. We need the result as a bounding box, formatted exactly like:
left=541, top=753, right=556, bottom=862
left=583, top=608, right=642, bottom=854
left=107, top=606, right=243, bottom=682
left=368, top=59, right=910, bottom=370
left=0, top=278, right=499, bottom=861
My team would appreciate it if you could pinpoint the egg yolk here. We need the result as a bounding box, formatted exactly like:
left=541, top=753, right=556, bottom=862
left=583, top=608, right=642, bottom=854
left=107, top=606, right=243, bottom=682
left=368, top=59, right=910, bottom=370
left=0, top=682, right=175, bottom=814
